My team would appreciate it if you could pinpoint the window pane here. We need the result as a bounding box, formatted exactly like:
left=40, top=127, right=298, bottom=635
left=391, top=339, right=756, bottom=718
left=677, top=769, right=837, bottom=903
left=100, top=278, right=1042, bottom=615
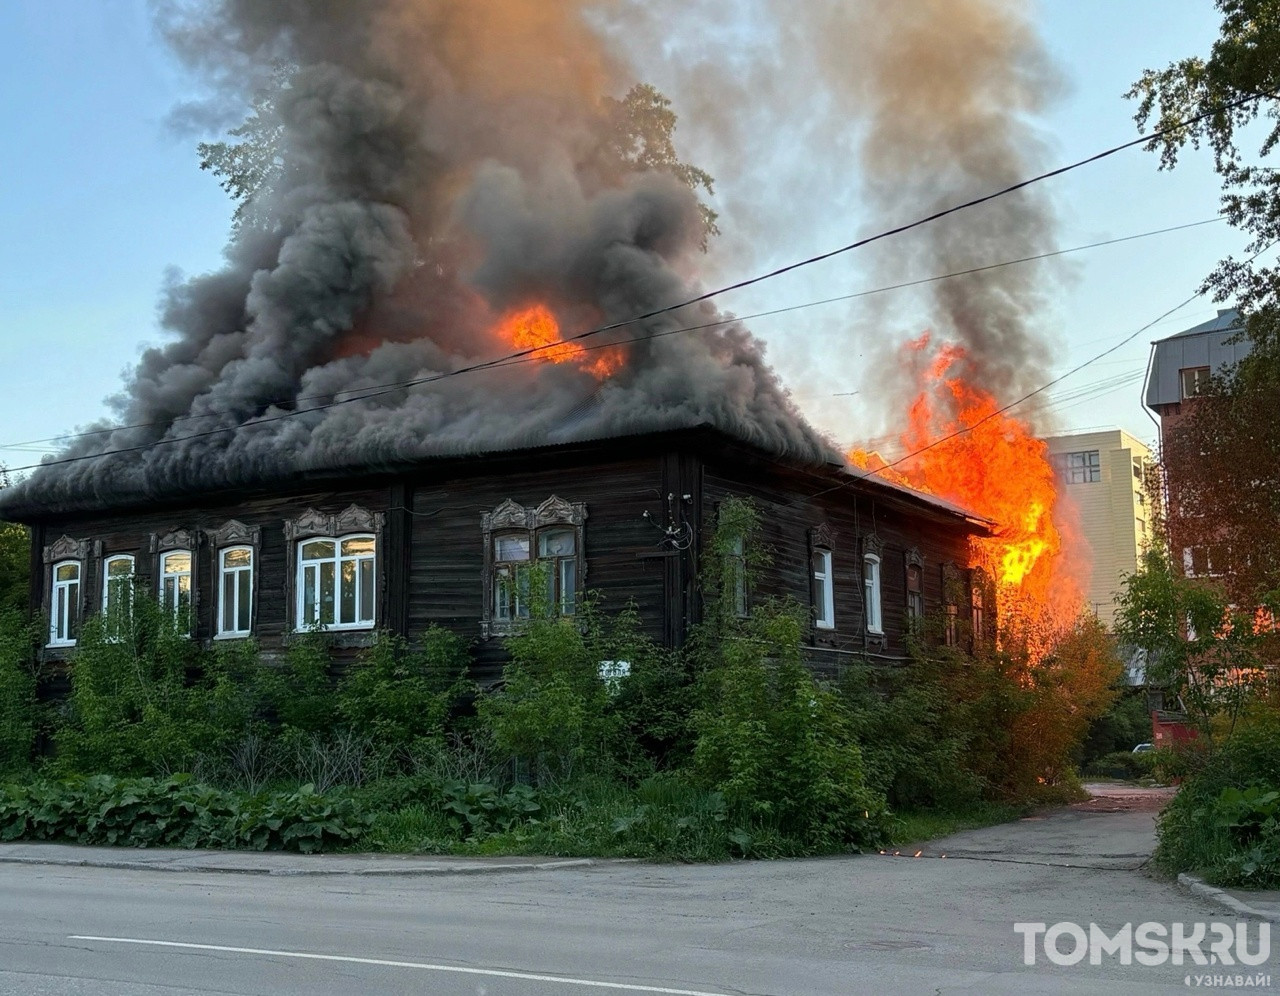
left=301, top=540, right=335, bottom=561
left=341, top=536, right=374, bottom=557
left=359, top=558, right=374, bottom=623
left=320, top=561, right=336, bottom=625
left=811, top=550, right=827, bottom=577
left=222, top=572, right=236, bottom=632
left=162, top=552, right=191, bottom=575
left=538, top=529, right=575, bottom=558
left=495, top=535, right=530, bottom=562
left=907, top=566, right=922, bottom=593
left=339, top=558, right=357, bottom=625
left=56, top=563, right=78, bottom=582
left=67, top=583, right=80, bottom=639
left=107, top=557, right=133, bottom=578
left=55, top=587, right=67, bottom=641
left=236, top=568, right=252, bottom=631
left=495, top=565, right=512, bottom=620
left=560, top=559, right=576, bottom=614
left=223, top=547, right=251, bottom=568
left=302, top=565, right=317, bottom=625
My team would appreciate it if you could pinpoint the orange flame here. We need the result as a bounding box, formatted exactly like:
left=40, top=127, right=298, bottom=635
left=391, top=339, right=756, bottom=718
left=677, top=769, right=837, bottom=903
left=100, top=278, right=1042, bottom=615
left=850, top=333, right=1084, bottom=647
left=492, top=303, right=623, bottom=380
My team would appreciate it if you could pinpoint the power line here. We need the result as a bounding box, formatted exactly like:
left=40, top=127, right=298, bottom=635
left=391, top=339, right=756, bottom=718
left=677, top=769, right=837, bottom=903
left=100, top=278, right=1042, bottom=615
left=0, top=216, right=1224, bottom=460
left=2, top=83, right=1273, bottom=475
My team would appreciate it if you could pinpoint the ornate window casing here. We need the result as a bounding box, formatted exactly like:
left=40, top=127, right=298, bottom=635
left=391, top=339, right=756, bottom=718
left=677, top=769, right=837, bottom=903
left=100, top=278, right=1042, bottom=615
left=862, top=533, right=884, bottom=636
left=809, top=524, right=836, bottom=632
left=285, top=506, right=385, bottom=633
left=481, top=496, right=586, bottom=638
left=905, top=547, right=925, bottom=626
left=44, top=535, right=89, bottom=648
left=151, top=529, right=195, bottom=635
left=205, top=521, right=261, bottom=639
left=942, top=561, right=962, bottom=647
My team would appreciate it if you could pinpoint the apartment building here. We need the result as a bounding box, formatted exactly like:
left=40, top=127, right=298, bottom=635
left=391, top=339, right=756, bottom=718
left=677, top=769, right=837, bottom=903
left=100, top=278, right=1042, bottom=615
left=1044, top=428, right=1154, bottom=627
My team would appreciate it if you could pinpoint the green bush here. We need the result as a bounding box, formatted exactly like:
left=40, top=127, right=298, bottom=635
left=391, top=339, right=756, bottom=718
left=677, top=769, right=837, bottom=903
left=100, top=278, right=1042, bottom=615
left=55, top=594, right=251, bottom=777
left=1083, top=750, right=1157, bottom=781
left=1155, top=715, right=1280, bottom=886
left=0, top=775, right=370, bottom=853
left=337, top=629, right=472, bottom=756
left=1080, top=688, right=1153, bottom=764
left=691, top=601, right=888, bottom=851
left=0, top=611, right=39, bottom=775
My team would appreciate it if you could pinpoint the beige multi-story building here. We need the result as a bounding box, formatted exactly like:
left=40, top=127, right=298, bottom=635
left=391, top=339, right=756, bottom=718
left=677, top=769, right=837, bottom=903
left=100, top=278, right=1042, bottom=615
left=1043, top=428, right=1154, bottom=627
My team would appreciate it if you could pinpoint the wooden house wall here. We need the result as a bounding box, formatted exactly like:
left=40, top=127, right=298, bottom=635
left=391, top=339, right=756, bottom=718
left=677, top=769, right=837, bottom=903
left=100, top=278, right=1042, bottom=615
left=700, top=451, right=974, bottom=669
left=36, top=485, right=394, bottom=654
left=406, top=454, right=670, bottom=685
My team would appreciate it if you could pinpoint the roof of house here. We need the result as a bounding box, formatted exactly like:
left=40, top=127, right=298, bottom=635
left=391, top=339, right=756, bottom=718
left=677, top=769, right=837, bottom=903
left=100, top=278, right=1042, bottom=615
left=0, top=414, right=992, bottom=532
left=1156, top=308, right=1243, bottom=342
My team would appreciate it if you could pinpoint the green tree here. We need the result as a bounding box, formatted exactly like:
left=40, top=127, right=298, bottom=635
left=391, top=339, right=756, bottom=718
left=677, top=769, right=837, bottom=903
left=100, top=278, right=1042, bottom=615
left=0, top=468, right=29, bottom=618
left=1127, top=0, right=1280, bottom=356
left=200, top=74, right=718, bottom=246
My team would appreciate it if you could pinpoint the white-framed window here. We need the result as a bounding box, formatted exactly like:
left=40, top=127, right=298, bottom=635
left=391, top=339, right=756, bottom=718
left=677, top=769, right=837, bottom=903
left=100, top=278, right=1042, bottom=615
left=906, top=563, right=924, bottom=624
left=812, top=548, right=834, bottom=629
left=1181, top=365, right=1211, bottom=399
left=218, top=545, right=254, bottom=637
left=296, top=534, right=375, bottom=631
left=159, top=550, right=192, bottom=621
left=49, top=560, right=81, bottom=647
left=102, top=554, right=136, bottom=636
left=1053, top=449, right=1101, bottom=484
left=863, top=553, right=883, bottom=634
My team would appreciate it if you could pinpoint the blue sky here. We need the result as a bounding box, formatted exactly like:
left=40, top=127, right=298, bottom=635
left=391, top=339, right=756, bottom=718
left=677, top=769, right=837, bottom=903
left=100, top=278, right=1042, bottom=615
left=0, top=0, right=1245, bottom=470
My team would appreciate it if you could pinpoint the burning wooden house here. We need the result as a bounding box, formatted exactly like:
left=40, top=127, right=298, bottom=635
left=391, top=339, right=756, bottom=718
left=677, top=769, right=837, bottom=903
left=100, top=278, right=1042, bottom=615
left=1, top=419, right=991, bottom=682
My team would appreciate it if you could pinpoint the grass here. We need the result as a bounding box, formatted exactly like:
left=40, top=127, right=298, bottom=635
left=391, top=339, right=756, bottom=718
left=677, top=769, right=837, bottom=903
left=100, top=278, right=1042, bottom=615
left=889, top=802, right=1025, bottom=847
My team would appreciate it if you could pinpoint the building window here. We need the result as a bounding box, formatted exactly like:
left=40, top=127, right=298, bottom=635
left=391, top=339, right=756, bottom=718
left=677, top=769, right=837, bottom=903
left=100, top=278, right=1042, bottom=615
left=1181, top=366, right=1211, bottom=399
left=1132, top=458, right=1144, bottom=481
left=102, top=554, right=136, bottom=636
left=538, top=528, right=579, bottom=616
left=863, top=554, right=883, bottom=634
left=49, top=560, right=81, bottom=647
left=494, top=532, right=532, bottom=624
left=159, top=550, right=192, bottom=624
left=1053, top=449, right=1101, bottom=484
left=906, top=563, right=924, bottom=625
left=971, top=584, right=985, bottom=644
left=297, top=535, right=376, bottom=631
left=481, top=496, right=587, bottom=637
left=218, top=546, right=254, bottom=637
left=944, top=604, right=959, bottom=647
left=812, top=548, right=834, bottom=630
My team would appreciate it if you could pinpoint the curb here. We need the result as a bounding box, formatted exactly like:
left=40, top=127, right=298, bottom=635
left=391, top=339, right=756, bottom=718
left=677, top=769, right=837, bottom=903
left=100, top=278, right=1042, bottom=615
left=0, top=853, right=602, bottom=878
left=1178, top=872, right=1280, bottom=923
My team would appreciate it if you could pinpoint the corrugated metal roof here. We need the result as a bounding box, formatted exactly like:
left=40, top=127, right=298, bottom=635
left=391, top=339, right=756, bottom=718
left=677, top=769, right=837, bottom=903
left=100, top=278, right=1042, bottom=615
left=1156, top=308, right=1242, bottom=342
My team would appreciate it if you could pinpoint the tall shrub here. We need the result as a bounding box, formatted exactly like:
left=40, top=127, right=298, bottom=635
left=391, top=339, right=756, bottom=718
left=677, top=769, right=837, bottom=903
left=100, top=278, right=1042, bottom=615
left=0, top=611, right=38, bottom=775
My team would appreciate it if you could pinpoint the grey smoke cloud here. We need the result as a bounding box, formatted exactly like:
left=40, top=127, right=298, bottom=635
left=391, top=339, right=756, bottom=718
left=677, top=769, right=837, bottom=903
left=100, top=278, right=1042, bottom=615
left=5, top=0, right=833, bottom=515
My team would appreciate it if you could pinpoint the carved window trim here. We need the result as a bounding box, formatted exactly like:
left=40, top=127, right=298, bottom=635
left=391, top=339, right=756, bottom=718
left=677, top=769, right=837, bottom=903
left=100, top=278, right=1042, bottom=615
left=284, top=506, right=386, bottom=634
left=905, top=547, right=925, bottom=627
left=808, top=524, right=837, bottom=635
left=43, top=536, right=89, bottom=649
left=205, top=521, right=261, bottom=639
left=481, top=496, right=587, bottom=638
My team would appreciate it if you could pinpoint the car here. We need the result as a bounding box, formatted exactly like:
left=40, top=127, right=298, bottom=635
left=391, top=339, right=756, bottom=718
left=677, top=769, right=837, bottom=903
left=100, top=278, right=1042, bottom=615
left=1132, top=743, right=1154, bottom=753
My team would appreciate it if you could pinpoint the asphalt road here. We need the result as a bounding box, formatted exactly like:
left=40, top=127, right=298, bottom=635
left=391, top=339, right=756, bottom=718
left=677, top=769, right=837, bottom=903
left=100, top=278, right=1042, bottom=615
left=0, top=795, right=1254, bottom=995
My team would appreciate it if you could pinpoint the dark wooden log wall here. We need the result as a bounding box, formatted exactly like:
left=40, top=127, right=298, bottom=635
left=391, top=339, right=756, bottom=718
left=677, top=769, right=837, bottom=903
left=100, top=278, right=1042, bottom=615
left=406, top=452, right=672, bottom=685
left=699, top=447, right=974, bottom=670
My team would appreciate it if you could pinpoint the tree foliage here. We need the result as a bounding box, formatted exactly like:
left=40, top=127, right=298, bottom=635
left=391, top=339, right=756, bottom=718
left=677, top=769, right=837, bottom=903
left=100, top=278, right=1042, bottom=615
left=200, top=73, right=719, bottom=247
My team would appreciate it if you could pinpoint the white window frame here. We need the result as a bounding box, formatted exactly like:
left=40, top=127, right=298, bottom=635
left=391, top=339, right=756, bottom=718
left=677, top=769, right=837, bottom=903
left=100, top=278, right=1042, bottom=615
left=49, top=560, right=81, bottom=648
left=1181, top=365, right=1211, bottom=399
left=812, top=548, right=835, bottom=630
left=295, top=534, right=376, bottom=632
left=158, top=549, right=193, bottom=628
left=217, top=545, right=254, bottom=638
left=863, top=553, right=883, bottom=634
left=102, top=554, right=136, bottom=639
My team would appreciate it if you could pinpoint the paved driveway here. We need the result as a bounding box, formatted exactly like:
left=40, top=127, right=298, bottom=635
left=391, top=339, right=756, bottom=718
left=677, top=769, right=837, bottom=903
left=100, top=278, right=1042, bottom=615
left=0, top=788, right=1255, bottom=995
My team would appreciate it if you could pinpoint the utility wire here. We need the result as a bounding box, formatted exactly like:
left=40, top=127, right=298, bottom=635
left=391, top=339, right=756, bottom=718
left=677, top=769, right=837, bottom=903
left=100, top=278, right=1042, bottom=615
left=0, top=216, right=1224, bottom=459
left=3, top=83, right=1274, bottom=474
